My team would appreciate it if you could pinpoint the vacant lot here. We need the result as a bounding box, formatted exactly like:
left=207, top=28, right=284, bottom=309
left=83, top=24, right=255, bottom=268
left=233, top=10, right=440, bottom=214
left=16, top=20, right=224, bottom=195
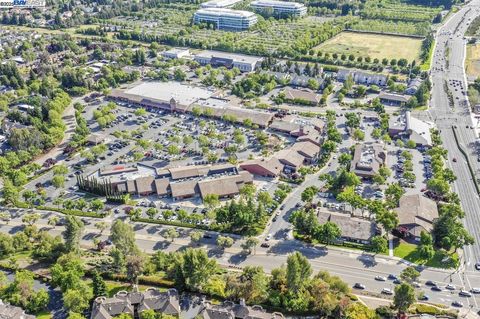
left=315, top=31, right=423, bottom=61
left=466, top=44, right=480, bottom=80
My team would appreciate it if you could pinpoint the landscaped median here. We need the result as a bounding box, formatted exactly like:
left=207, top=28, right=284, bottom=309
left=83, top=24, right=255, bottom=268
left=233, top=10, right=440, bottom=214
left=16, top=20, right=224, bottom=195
left=14, top=202, right=106, bottom=218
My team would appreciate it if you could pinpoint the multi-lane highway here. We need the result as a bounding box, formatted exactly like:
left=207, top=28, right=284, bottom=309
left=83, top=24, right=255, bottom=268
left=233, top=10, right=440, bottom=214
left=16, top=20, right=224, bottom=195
left=429, top=0, right=480, bottom=273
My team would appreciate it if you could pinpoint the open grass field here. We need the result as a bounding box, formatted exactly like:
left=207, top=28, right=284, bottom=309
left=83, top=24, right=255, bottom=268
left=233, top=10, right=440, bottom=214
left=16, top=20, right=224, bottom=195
left=315, top=31, right=423, bottom=62
left=466, top=44, right=480, bottom=80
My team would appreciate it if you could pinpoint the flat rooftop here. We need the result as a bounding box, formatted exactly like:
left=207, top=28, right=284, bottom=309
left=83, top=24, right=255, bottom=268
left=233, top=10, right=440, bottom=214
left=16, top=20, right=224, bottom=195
left=195, top=50, right=263, bottom=65
left=250, top=0, right=305, bottom=8
left=195, top=8, right=256, bottom=18
left=200, top=0, right=243, bottom=8
left=125, top=82, right=214, bottom=106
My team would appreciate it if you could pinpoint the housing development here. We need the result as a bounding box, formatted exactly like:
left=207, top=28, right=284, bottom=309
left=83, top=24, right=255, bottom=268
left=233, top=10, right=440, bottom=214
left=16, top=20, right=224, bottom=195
left=2, top=0, right=480, bottom=319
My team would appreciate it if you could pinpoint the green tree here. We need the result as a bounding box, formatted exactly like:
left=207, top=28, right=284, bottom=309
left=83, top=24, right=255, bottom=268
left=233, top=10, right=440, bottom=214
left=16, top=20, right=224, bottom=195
left=22, top=213, right=40, bottom=226
left=190, top=231, right=203, bottom=245
left=286, top=251, right=312, bottom=292
left=370, top=236, right=388, bottom=254
left=301, top=186, right=319, bottom=203
left=241, top=237, right=259, bottom=254
left=203, top=194, right=220, bottom=211
left=92, top=271, right=107, bottom=297
left=172, top=248, right=218, bottom=291
left=217, top=235, right=234, bottom=250
left=51, top=253, right=85, bottom=292
left=63, top=215, right=84, bottom=253
left=164, top=228, right=179, bottom=242
left=126, top=254, right=145, bottom=285
left=393, top=283, right=415, bottom=311
left=316, top=221, right=341, bottom=245
left=400, top=266, right=420, bottom=283
left=111, top=220, right=139, bottom=256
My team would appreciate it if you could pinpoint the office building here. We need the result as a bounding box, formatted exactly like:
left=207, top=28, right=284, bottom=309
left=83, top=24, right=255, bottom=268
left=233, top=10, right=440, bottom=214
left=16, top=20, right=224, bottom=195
left=194, top=50, right=263, bottom=72
left=193, top=8, right=257, bottom=31
left=200, top=0, right=243, bottom=8
left=250, top=0, right=307, bottom=17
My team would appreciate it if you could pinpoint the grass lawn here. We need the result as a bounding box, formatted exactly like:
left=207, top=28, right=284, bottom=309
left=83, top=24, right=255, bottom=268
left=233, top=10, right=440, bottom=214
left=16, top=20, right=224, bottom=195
left=36, top=310, right=52, bottom=319
left=393, top=242, right=459, bottom=269
left=466, top=44, right=480, bottom=79
left=315, top=31, right=423, bottom=62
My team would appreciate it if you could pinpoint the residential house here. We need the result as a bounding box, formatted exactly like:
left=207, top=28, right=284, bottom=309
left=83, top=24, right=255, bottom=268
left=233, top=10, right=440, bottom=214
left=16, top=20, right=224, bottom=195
left=337, top=69, right=388, bottom=86
left=0, top=300, right=35, bottom=319
left=90, top=288, right=180, bottom=319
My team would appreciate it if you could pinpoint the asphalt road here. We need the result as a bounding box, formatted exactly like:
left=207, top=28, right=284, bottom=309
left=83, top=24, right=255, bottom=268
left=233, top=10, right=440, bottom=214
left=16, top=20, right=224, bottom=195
left=429, top=0, right=480, bottom=273
left=1, top=209, right=479, bottom=309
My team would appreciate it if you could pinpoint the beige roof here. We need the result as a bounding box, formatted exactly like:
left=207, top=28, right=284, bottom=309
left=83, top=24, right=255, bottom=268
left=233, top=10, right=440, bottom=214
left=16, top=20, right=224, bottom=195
left=317, top=211, right=377, bottom=242
left=170, top=180, right=198, bottom=198
left=135, top=176, right=155, bottom=194
left=290, top=140, right=320, bottom=159
left=169, top=166, right=205, bottom=180
left=395, top=194, right=438, bottom=235
left=198, top=171, right=253, bottom=198
left=284, top=88, right=320, bottom=104
left=275, top=149, right=305, bottom=168
left=154, top=178, right=170, bottom=196
left=240, top=158, right=284, bottom=176
left=350, top=143, right=386, bottom=178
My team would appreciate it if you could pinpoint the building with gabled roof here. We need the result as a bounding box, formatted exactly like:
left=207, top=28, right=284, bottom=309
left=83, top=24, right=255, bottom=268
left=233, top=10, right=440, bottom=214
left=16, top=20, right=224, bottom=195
left=395, top=194, right=439, bottom=241
left=90, top=288, right=180, bottom=319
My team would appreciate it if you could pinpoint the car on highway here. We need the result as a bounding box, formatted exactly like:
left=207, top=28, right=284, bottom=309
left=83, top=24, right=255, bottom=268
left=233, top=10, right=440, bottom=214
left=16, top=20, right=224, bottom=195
left=353, top=283, right=365, bottom=290
left=431, top=285, right=443, bottom=292
left=471, top=288, right=480, bottom=294
left=452, top=301, right=464, bottom=308
left=446, top=284, right=456, bottom=290
left=425, top=280, right=437, bottom=286
left=475, top=262, right=480, bottom=270
left=375, top=276, right=387, bottom=281
left=418, top=295, right=429, bottom=301
left=459, top=290, right=472, bottom=297
left=260, top=242, right=270, bottom=248
left=381, top=288, right=393, bottom=295
left=452, top=157, right=457, bottom=162
left=265, top=234, right=272, bottom=241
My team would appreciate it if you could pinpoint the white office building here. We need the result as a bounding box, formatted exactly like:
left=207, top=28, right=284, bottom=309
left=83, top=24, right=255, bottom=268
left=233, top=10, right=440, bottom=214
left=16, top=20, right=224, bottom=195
left=194, top=50, right=263, bottom=72
left=200, top=0, right=243, bottom=8
left=193, top=8, right=257, bottom=31
left=250, top=0, right=307, bottom=17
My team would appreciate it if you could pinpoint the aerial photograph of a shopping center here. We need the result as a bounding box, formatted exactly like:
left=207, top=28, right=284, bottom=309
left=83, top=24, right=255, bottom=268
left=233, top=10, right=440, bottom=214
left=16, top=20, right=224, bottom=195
left=2, top=0, right=480, bottom=318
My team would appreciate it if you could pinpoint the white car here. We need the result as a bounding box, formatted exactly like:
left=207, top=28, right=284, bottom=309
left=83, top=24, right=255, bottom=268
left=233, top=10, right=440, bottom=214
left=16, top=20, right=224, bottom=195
left=375, top=276, right=387, bottom=281
left=382, top=288, right=393, bottom=295
left=459, top=290, right=472, bottom=297
left=412, top=282, right=421, bottom=288
left=265, top=234, right=272, bottom=241
left=471, top=288, right=480, bottom=294
left=446, top=284, right=456, bottom=290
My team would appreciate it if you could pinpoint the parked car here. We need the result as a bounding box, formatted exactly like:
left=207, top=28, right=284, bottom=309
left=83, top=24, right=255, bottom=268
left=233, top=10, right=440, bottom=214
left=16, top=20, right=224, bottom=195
left=452, top=301, right=463, bottom=308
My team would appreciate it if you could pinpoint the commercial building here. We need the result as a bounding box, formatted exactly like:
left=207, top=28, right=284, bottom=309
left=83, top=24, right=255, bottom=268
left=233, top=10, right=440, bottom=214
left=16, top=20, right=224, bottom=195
left=250, top=0, right=307, bottom=17
left=395, top=194, right=438, bottom=241
left=388, top=111, right=434, bottom=147
left=283, top=88, right=321, bottom=105
left=200, top=0, right=243, bottom=8
left=317, top=210, right=379, bottom=244
left=109, top=82, right=273, bottom=127
left=90, top=163, right=253, bottom=201
left=241, top=122, right=323, bottom=177
left=193, top=8, right=257, bottom=31
left=350, top=143, right=386, bottom=179
left=161, top=47, right=190, bottom=59
left=378, top=92, right=409, bottom=107
left=194, top=50, right=263, bottom=72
